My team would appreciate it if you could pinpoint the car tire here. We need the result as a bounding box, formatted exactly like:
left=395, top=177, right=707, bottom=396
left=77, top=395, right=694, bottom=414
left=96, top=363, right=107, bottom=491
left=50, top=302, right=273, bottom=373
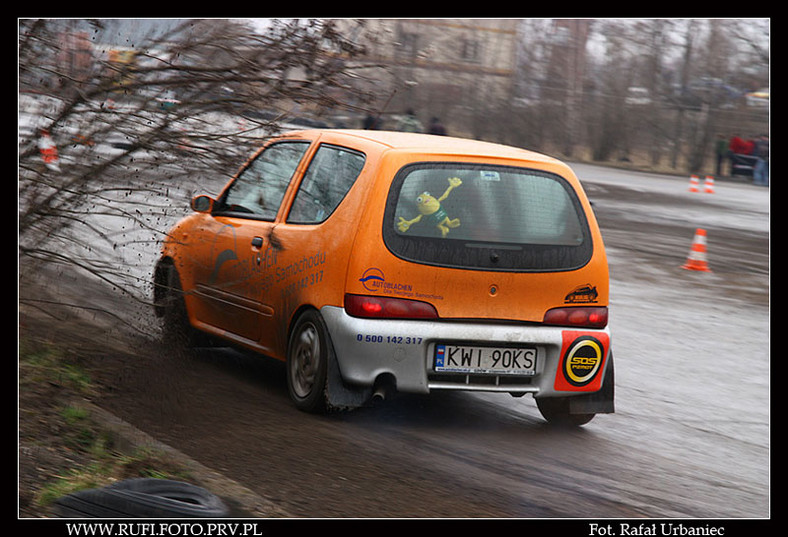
left=286, top=309, right=330, bottom=413
left=53, top=478, right=229, bottom=518
left=536, top=396, right=596, bottom=427
left=156, top=262, right=208, bottom=351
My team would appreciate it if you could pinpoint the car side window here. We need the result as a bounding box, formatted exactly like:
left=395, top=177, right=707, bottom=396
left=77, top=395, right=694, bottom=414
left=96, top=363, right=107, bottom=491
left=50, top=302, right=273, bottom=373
left=287, top=144, right=366, bottom=224
left=218, top=141, right=310, bottom=220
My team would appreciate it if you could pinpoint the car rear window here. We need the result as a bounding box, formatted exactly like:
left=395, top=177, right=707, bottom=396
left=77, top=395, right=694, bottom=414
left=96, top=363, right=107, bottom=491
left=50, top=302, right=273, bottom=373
left=383, top=163, right=593, bottom=272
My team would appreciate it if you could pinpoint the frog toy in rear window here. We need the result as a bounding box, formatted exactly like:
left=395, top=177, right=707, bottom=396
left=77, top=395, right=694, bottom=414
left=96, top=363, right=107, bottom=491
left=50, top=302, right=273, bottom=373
left=397, top=176, right=462, bottom=237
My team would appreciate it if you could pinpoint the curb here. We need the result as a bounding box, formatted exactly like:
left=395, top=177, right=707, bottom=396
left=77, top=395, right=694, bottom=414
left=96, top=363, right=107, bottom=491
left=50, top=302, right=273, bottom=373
left=77, top=399, right=292, bottom=518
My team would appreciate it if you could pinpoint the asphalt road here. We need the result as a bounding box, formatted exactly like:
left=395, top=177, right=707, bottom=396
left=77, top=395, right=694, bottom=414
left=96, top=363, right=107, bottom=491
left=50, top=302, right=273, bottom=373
left=88, top=163, right=770, bottom=520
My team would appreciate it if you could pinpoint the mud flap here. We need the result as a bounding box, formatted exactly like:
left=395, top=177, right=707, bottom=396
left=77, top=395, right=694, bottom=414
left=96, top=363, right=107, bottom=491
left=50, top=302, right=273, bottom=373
left=568, top=351, right=615, bottom=415
left=325, top=347, right=373, bottom=410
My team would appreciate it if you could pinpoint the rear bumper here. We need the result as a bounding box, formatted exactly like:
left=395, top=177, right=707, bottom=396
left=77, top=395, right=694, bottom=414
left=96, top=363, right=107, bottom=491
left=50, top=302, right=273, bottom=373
left=320, top=305, right=611, bottom=399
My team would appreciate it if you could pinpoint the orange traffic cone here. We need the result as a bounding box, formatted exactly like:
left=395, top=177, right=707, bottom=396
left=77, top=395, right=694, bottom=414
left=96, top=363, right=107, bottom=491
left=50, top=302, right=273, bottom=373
left=38, top=129, right=60, bottom=171
left=703, top=175, right=716, bottom=194
left=681, top=228, right=712, bottom=272
left=688, top=175, right=700, bottom=192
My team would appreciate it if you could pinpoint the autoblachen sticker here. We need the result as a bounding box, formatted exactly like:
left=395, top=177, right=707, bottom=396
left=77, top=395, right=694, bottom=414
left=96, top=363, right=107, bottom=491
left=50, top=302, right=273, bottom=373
left=358, top=267, right=443, bottom=301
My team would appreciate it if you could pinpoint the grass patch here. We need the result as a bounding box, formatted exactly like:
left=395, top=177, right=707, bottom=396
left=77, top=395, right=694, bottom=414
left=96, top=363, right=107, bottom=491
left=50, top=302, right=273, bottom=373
left=19, top=337, right=193, bottom=514
left=19, top=339, right=93, bottom=395
left=36, top=446, right=194, bottom=508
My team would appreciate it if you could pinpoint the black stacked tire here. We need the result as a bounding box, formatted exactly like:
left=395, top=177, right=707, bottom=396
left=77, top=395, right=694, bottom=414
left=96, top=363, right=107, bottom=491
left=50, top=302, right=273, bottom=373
left=53, top=478, right=229, bottom=518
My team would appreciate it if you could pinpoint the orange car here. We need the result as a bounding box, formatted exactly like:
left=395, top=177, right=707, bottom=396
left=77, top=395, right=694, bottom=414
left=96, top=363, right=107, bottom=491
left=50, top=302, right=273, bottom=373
left=154, top=130, right=614, bottom=425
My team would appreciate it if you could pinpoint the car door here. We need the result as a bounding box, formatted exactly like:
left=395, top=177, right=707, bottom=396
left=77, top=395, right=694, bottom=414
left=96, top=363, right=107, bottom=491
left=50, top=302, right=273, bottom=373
left=190, top=140, right=312, bottom=345
left=246, top=142, right=364, bottom=353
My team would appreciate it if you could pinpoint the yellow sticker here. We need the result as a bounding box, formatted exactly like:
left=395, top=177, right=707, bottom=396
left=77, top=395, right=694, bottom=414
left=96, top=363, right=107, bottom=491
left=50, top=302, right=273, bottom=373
left=564, top=337, right=603, bottom=385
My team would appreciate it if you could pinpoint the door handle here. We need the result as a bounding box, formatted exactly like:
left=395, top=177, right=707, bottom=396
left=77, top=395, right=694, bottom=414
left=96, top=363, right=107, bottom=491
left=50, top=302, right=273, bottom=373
left=251, top=236, right=264, bottom=248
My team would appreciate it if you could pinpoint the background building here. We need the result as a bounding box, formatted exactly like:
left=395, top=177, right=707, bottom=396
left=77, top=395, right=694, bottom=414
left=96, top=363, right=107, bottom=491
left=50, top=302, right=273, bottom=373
left=345, top=19, right=519, bottom=136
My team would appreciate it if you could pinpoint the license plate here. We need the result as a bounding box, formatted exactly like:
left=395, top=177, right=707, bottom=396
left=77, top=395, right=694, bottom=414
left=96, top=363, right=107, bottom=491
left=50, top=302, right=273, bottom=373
left=434, top=344, right=537, bottom=375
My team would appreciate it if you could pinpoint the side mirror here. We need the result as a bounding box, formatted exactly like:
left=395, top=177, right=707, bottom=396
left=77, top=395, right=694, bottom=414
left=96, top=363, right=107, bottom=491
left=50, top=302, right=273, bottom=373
left=191, top=195, right=214, bottom=213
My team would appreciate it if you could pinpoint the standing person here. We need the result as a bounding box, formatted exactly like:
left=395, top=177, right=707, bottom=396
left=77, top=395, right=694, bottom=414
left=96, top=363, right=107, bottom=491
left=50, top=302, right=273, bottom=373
left=729, top=134, right=747, bottom=155
left=753, top=134, right=769, bottom=186
left=397, top=109, right=423, bottom=133
left=742, top=136, right=755, bottom=156
left=714, top=134, right=728, bottom=176
left=363, top=113, right=381, bottom=130
left=427, top=116, right=447, bottom=136
left=728, top=133, right=750, bottom=177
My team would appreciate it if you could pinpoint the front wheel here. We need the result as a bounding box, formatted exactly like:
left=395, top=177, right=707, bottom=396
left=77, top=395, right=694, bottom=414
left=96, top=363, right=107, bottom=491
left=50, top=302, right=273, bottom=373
left=286, top=310, right=330, bottom=413
left=156, top=263, right=203, bottom=351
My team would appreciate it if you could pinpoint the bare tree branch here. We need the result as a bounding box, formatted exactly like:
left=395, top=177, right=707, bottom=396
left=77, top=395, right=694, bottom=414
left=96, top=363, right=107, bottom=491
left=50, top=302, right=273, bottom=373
left=19, top=18, right=374, bottom=308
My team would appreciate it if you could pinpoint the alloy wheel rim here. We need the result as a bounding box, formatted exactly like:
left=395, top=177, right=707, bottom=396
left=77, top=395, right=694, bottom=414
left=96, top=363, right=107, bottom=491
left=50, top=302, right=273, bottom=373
left=291, top=322, right=320, bottom=399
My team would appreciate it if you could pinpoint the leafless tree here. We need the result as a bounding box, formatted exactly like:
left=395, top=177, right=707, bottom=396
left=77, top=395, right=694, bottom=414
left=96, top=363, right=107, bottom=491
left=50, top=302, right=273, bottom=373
left=548, top=18, right=769, bottom=172
left=19, top=18, right=373, bottom=323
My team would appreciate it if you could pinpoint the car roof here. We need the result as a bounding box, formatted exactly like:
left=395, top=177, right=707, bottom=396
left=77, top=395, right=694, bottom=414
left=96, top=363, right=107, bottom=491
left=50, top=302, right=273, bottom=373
left=285, top=129, right=564, bottom=167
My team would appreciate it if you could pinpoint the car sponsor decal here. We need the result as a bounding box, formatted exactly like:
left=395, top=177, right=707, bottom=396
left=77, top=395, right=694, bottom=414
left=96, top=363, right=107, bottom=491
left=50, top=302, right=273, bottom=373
left=209, top=248, right=238, bottom=285
left=205, top=224, right=326, bottom=299
left=564, top=284, right=599, bottom=304
left=208, top=224, right=239, bottom=285
left=554, top=331, right=609, bottom=392
left=359, top=267, right=386, bottom=292
left=359, top=267, right=443, bottom=301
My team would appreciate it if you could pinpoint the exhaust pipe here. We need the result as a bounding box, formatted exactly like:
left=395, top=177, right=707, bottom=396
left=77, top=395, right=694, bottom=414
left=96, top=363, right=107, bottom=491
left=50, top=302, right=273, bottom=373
left=371, top=377, right=395, bottom=404
left=371, top=385, right=388, bottom=403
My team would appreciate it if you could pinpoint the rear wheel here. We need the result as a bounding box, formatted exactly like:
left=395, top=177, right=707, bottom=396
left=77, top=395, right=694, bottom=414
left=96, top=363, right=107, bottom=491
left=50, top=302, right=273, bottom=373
left=536, top=396, right=595, bottom=427
left=287, top=310, right=330, bottom=413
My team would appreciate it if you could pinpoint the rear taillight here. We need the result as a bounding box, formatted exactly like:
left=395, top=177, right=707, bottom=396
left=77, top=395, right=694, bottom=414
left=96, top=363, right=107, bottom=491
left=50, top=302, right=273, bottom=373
left=344, top=294, right=438, bottom=319
left=543, top=306, right=608, bottom=328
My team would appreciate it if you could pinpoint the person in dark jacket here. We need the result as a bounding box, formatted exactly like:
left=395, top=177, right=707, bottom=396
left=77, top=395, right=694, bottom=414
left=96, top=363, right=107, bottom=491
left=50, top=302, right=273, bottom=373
left=427, top=116, right=447, bottom=136
left=753, top=134, right=769, bottom=186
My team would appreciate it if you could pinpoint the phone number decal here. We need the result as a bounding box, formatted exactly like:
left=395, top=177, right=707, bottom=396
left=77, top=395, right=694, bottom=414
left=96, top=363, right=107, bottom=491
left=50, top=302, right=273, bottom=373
left=356, top=334, right=423, bottom=345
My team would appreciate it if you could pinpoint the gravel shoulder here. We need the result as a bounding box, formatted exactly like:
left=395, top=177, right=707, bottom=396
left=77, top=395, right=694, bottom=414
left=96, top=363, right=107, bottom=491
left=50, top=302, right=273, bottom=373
left=18, top=265, right=285, bottom=518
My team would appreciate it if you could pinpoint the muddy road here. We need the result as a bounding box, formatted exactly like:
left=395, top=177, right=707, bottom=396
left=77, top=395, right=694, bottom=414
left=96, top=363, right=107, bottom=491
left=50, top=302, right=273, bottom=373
left=53, top=163, right=770, bottom=519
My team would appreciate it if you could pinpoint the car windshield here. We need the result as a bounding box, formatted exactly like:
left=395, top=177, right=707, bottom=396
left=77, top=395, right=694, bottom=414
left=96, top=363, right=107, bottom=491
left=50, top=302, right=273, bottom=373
left=383, top=163, right=593, bottom=272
